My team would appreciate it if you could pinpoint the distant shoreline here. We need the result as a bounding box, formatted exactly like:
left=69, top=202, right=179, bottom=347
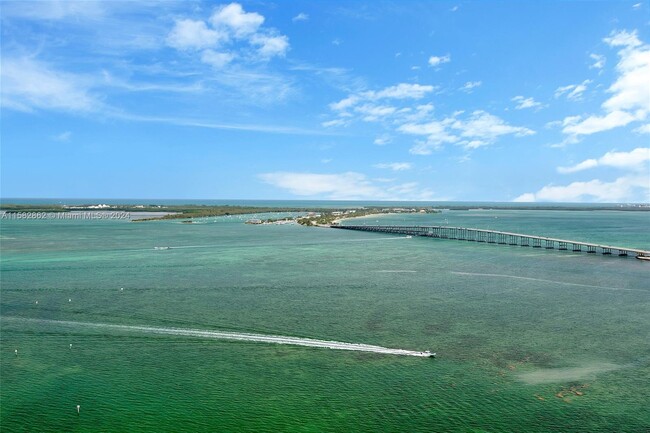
left=0, top=202, right=648, bottom=225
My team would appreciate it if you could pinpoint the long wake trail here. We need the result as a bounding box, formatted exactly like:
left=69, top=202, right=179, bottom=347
left=4, top=317, right=433, bottom=358
left=451, top=271, right=647, bottom=292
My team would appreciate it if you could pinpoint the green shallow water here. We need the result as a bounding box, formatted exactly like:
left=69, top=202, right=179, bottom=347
left=1, top=210, right=649, bottom=432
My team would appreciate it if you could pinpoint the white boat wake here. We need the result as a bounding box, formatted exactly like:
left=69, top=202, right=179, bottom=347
left=450, top=271, right=645, bottom=292
left=5, top=317, right=435, bottom=358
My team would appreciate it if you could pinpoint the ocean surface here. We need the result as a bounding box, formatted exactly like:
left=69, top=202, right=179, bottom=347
left=1, top=204, right=649, bottom=432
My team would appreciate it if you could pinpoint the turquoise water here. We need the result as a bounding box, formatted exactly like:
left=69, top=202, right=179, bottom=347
left=1, top=209, right=649, bottom=432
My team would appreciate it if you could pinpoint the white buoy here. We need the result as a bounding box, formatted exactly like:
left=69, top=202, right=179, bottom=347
left=69, top=343, right=73, bottom=350
left=120, top=287, right=124, bottom=292
left=15, top=349, right=18, bottom=356
left=35, top=300, right=38, bottom=304
left=76, top=405, right=80, bottom=414
left=69, top=298, right=72, bottom=302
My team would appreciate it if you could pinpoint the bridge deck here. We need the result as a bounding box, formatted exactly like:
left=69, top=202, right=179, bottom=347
left=331, top=225, right=650, bottom=258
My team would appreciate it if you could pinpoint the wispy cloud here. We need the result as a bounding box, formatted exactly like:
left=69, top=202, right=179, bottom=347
left=259, top=171, right=435, bottom=200
left=589, top=53, right=606, bottom=69
left=512, top=95, right=544, bottom=110
left=374, top=135, right=392, bottom=146
left=292, top=12, right=309, bottom=22
left=115, top=113, right=331, bottom=136
left=326, top=83, right=436, bottom=123
left=1, top=0, right=106, bottom=20
left=0, top=57, right=101, bottom=113
left=402, top=110, right=535, bottom=153
left=373, top=162, right=412, bottom=171
left=460, top=81, right=482, bottom=93
left=554, top=80, right=591, bottom=101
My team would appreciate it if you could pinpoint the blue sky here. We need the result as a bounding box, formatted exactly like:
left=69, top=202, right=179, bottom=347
left=1, top=0, right=649, bottom=202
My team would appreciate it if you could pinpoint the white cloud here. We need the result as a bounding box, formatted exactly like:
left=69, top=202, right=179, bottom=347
left=428, top=55, right=451, bottom=67
left=523, top=147, right=650, bottom=203
left=513, top=175, right=649, bottom=203
left=250, top=34, right=289, bottom=58
left=453, top=110, right=535, bottom=142
left=554, top=80, right=591, bottom=100
left=513, top=193, right=536, bottom=202
left=400, top=118, right=458, bottom=154
left=409, top=141, right=443, bottom=155
left=601, top=32, right=650, bottom=115
left=325, top=83, right=435, bottom=123
left=399, top=118, right=454, bottom=136
left=259, top=171, right=434, bottom=200
left=1, top=57, right=99, bottom=113
left=210, top=3, right=264, bottom=37
left=560, top=30, right=650, bottom=137
left=374, top=135, right=391, bottom=145
left=460, top=81, right=482, bottom=92
left=166, top=19, right=225, bottom=50
left=355, top=104, right=397, bottom=121
left=329, top=96, right=359, bottom=112
left=562, top=110, right=636, bottom=135
left=590, top=53, right=606, bottom=69
left=557, top=159, right=599, bottom=174
left=292, top=13, right=309, bottom=22
left=557, top=147, right=650, bottom=174
left=512, top=95, right=543, bottom=110
left=326, top=84, right=532, bottom=153
left=603, top=29, right=642, bottom=48
left=598, top=147, right=650, bottom=170
left=373, top=162, right=412, bottom=171
left=364, top=83, right=436, bottom=100
left=401, top=110, right=534, bottom=152
left=321, top=118, right=349, bottom=128
left=167, top=3, right=289, bottom=65
left=259, top=172, right=373, bottom=197
left=633, top=3, right=642, bottom=9
left=200, top=49, right=235, bottom=68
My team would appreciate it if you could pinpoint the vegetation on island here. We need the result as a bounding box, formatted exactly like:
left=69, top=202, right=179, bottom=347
left=295, top=207, right=440, bottom=226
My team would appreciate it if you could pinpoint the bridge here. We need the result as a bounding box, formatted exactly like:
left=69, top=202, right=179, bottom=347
left=331, top=225, right=650, bottom=259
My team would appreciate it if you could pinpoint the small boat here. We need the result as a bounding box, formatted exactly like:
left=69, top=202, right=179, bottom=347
left=636, top=255, right=650, bottom=261
left=422, top=350, right=436, bottom=358
left=406, top=235, right=412, bottom=239
left=154, top=246, right=171, bottom=250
